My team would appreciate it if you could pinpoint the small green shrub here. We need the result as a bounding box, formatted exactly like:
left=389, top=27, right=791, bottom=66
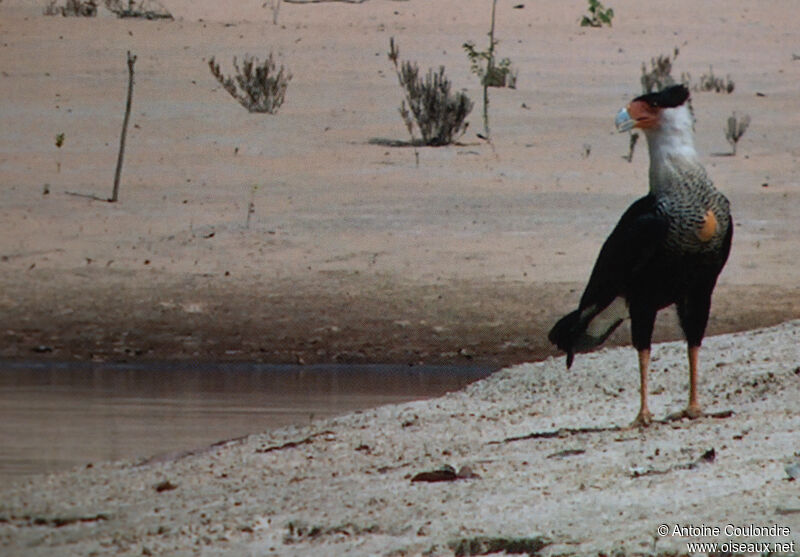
left=462, top=0, right=513, bottom=142
left=208, top=54, right=291, bottom=114
left=388, top=38, right=473, bottom=147
left=581, top=0, right=614, bottom=27
left=463, top=42, right=516, bottom=89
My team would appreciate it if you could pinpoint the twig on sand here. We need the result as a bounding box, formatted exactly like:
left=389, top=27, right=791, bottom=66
left=630, top=447, right=717, bottom=478
left=493, top=424, right=620, bottom=444
left=136, top=435, right=249, bottom=466
left=256, top=430, right=335, bottom=453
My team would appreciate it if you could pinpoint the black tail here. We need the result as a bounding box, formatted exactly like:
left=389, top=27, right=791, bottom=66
left=548, top=310, right=581, bottom=368
left=548, top=303, right=625, bottom=369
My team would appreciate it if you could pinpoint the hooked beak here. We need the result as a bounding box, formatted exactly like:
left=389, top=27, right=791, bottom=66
left=615, top=107, right=635, bottom=133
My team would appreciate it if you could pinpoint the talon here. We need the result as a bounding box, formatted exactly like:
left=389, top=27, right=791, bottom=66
left=629, top=409, right=653, bottom=429
left=666, top=405, right=703, bottom=422
left=685, top=404, right=703, bottom=419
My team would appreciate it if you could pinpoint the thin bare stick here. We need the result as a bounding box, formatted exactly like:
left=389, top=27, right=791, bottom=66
left=482, top=0, right=496, bottom=142
left=111, top=51, right=136, bottom=203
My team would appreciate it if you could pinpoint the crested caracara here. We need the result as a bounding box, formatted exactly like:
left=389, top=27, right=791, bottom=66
left=548, top=85, right=732, bottom=427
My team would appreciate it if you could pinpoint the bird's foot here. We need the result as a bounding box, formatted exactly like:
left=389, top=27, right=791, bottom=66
left=666, top=405, right=703, bottom=422
left=628, top=409, right=654, bottom=429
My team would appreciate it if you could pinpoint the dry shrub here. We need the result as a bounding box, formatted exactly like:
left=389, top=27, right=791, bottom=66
left=208, top=54, right=292, bottom=114
left=389, top=38, right=472, bottom=146
left=641, top=48, right=682, bottom=93
left=695, top=66, right=735, bottom=93
left=43, top=0, right=97, bottom=16
left=103, top=0, right=172, bottom=19
left=725, top=112, right=750, bottom=155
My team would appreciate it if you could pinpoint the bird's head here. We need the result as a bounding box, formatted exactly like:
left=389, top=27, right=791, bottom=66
left=615, top=85, right=692, bottom=134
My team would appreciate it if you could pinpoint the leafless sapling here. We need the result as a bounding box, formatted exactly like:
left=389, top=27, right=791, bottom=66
left=111, top=51, right=136, bottom=202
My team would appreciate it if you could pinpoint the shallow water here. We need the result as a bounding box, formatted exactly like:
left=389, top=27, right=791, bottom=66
left=0, top=361, right=491, bottom=482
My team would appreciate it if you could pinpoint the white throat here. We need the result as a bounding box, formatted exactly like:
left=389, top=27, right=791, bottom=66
left=644, top=104, right=700, bottom=193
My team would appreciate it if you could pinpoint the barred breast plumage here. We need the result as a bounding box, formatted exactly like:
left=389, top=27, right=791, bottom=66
left=655, top=163, right=731, bottom=255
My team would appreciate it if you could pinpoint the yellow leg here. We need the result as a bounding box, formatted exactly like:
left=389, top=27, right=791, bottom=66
left=667, top=346, right=704, bottom=421
left=686, top=346, right=703, bottom=418
left=630, top=349, right=653, bottom=428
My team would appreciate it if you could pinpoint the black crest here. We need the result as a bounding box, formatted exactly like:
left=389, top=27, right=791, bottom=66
left=634, top=85, right=690, bottom=108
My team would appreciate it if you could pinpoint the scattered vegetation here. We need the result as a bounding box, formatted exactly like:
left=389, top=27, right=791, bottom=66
left=635, top=49, right=684, bottom=162
left=463, top=43, right=517, bottom=89
left=44, top=0, right=171, bottom=18
left=640, top=48, right=689, bottom=94
left=636, top=48, right=685, bottom=162
left=43, top=0, right=97, bottom=16
left=694, top=65, right=735, bottom=93
left=208, top=54, right=292, bottom=114
left=640, top=50, right=738, bottom=101
left=725, top=112, right=750, bottom=156
left=642, top=49, right=734, bottom=96
left=462, top=0, right=514, bottom=142
left=580, top=0, right=614, bottom=27
left=637, top=49, right=742, bottom=159
left=623, top=131, right=639, bottom=163
left=104, top=0, right=172, bottom=19
left=387, top=37, right=473, bottom=147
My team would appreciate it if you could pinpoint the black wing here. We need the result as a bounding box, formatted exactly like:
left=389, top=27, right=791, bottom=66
left=580, top=194, right=668, bottom=311
left=549, top=195, right=668, bottom=366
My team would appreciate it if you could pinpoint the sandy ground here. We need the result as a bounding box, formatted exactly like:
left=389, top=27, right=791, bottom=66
left=1, top=0, right=800, bottom=554
left=0, top=0, right=799, bottom=368
left=1, top=321, right=799, bottom=555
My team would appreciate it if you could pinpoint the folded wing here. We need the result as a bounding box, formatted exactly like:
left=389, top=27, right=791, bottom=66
left=548, top=195, right=669, bottom=367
